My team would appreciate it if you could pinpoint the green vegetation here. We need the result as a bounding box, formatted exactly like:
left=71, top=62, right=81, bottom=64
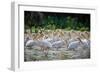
left=24, top=11, right=90, bottom=33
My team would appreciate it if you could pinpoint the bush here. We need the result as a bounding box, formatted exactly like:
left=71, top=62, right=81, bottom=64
left=32, top=27, right=35, bottom=32
left=64, top=27, right=72, bottom=31
left=35, top=28, right=38, bottom=33
left=79, top=27, right=87, bottom=31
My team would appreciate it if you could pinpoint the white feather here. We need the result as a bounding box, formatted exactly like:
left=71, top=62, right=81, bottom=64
left=26, top=39, right=52, bottom=49
left=68, top=39, right=90, bottom=50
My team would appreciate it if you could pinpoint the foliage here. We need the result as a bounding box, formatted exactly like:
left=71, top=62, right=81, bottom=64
left=24, top=11, right=90, bottom=33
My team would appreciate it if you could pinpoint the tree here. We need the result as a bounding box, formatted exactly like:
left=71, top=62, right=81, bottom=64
left=24, top=11, right=43, bottom=33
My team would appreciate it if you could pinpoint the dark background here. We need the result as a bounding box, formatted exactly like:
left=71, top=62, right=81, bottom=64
left=24, top=11, right=90, bottom=33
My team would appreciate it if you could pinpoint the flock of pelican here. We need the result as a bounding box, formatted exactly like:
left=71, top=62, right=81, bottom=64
left=24, top=29, right=90, bottom=52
